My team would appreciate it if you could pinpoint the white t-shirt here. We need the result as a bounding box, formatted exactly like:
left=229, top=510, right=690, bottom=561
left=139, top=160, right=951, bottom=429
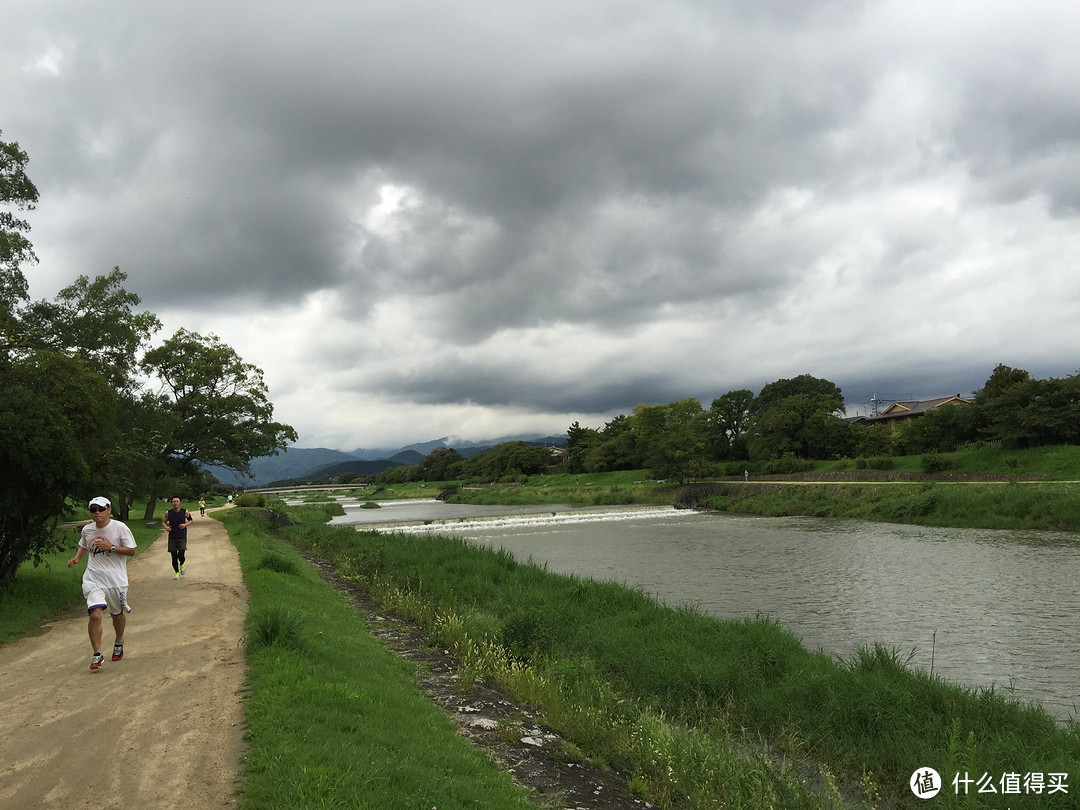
left=79, top=519, right=137, bottom=589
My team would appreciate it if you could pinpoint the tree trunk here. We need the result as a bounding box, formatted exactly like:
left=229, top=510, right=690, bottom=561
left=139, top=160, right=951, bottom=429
left=142, top=487, right=160, bottom=521
left=114, top=493, right=132, bottom=522
left=0, top=558, right=18, bottom=593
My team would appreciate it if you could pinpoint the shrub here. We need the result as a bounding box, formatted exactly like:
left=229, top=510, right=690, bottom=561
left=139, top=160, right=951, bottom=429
left=256, top=553, right=299, bottom=575
left=236, top=492, right=266, bottom=508
left=244, top=605, right=303, bottom=650
left=592, top=490, right=634, bottom=505
left=920, top=453, right=959, bottom=474
left=855, top=456, right=894, bottom=470
left=763, top=454, right=813, bottom=475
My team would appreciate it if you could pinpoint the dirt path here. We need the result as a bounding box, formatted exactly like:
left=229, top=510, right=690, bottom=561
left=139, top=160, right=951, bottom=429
left=0, top=506, right=247, bottom=810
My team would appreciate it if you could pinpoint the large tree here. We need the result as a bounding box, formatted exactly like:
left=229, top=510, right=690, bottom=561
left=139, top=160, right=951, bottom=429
left=980, top=373, right=1080, bottom=449
left=566, top=421, right=601, bottom=474
left=707, top=389, right=754, bottom=461
left=0, top=350, right=119, bottom=586
left=747, top=375, right=848, bottom=461
left=21, top=268, right=161, bottom=389
left=977, top=363, right=1031, bottom=402
left=631, top=399, right=709, bottom=482
left=0, top=134, right=296, bottom=589
left=752, top=374, right=844, bottom=415
left=458, top=441, right=553, bottom=481
left=0, top=131, right=38, bottom=323
left=0, top=132, right=83, bottom=588
left=15, top=268, right=161, bottom=520
left=584, top=414, right=639, bottom=473
left=417, top=446, right=464, bottom=481
left=138, top=329, right=298, bottom=518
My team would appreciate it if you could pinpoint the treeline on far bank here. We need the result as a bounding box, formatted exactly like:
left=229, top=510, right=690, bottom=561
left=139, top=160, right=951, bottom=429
left=345, top=364, right=1077, bottom=489
left=557, top=364, right=1080, bottom=483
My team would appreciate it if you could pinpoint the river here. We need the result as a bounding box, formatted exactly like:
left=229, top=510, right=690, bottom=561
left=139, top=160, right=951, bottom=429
left=326, top=499, right=1080, bottom=720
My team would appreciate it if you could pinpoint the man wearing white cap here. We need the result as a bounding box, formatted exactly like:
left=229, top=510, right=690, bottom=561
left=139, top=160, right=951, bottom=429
left=67, top=497, right=137, bottom=670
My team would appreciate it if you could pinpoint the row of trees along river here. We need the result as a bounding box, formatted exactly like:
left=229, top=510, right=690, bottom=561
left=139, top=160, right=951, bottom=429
left=366, top=364, right=1073, bottom=488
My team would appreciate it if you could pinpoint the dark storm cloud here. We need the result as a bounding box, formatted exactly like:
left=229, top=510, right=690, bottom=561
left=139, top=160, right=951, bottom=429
left=359, top=355, right=681, bottom=415
left=4, top=0, right=1080, bottom=447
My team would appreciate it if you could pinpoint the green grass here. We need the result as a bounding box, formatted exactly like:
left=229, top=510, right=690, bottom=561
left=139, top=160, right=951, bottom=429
left=447, top=471, right=676, bottom=507
left=222, top=509, right=541, bottom=810
left=234, top=510, right=838, bottom=809
left=270, top=513, right=1080, bottom=809
left=694, top=481, right=1080, bottom=531
left=816, top=443, right=1080, bottom=480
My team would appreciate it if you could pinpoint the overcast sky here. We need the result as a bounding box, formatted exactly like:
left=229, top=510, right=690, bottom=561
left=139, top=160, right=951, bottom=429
left=4, top=1, right=1079, bottom=451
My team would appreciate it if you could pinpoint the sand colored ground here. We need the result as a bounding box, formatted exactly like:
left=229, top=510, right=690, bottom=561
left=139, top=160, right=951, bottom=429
left=0, top=506, right=246, bottom=810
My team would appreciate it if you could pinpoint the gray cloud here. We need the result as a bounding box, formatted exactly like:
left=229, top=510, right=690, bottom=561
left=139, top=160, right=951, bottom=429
left=4, top=0, right=1080, bottom=448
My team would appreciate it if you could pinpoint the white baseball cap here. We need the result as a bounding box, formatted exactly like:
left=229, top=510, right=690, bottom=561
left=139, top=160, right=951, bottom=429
left=88, top=496, right=111, bottom=509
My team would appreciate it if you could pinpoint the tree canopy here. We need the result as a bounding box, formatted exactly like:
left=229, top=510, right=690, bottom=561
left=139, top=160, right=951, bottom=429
left=137, top=329, right=298, bottom=519
left=0, top=133, right=296, bottom=589
left=0, top=131, right=38, bottom=313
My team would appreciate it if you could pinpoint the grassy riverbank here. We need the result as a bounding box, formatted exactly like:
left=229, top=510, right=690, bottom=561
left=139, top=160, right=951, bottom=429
left=688, top=481, right=1080, bottom=531
left=232, top=503, right=1079, bottom=810
left=815, top=443, right=1080, bottom=480
left=222, top=508, right=538, bottom=810
left=447, top=474, right=677, bottom=507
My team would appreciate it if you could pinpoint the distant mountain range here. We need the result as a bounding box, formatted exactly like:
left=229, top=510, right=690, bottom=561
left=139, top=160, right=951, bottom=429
left=208, top=434, right=567, bottom=487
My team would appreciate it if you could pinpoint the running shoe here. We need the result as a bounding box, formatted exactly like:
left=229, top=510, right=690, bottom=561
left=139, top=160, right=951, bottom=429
left=112, top=643, right=124, bottom=662
left=90, top=652, right=104, bottom=670
left=180, top=564, right=185, bottom=576
left=174, top=572, right=181, bottom=580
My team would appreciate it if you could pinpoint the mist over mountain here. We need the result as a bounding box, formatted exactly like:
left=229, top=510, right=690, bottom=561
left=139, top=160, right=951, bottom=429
left=215, top=433, right=568, bottom=487
left=350, top=434, right=567, bottom=461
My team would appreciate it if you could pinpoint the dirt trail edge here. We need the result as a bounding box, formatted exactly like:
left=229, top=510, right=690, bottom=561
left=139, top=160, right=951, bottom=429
left=0, top=506, right=246, bottom=810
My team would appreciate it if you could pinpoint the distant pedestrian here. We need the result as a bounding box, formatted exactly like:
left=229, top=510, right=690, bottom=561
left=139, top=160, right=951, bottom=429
left=198, top=498, right=206, bottom=516
left=163, top=496, right=194, bottom=580
left=744, top=469, right=749, bottom=482
left=67, top=497, right=136, bottom=670
left=227, top=494, right=233, bottom=504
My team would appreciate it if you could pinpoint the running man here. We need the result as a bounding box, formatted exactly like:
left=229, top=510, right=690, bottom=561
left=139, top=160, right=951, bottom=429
left=163, top=496, right=194, bottom=580
left=67, top=497, right=136, bottom=670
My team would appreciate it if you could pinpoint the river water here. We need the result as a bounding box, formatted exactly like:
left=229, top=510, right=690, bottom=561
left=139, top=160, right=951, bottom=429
left=327, top=499, right=1080, bottom=720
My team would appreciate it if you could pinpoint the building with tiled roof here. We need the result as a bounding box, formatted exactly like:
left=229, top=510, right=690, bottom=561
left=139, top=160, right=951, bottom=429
left=856, top=395, right=972, bottom=426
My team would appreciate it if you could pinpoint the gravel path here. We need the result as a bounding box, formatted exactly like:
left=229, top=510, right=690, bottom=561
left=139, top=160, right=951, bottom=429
left=0, top=506, right=246, bottom=810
